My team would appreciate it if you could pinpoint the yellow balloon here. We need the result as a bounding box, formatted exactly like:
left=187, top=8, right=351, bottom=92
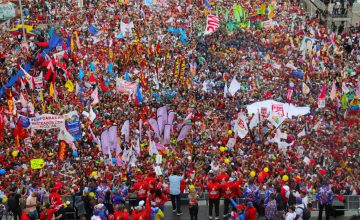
left=264, top=167, right=269, bottom=173
left=250, top=171, right=256, bottom=177
left=282, top=175, right=289, bottom=181
left=91, top=171, right=97, bottom=177
left=224, top=158, right=230, bottom=164
left=88, top=192, right=95, bottom=198
left=11, top=151, right=18, bottom=157
left=2, top=197, right=7, bottom=203
left=219, top=147, right=225, bottom=152
left=312, top=189, right=316, bottom=193
left=227, top=130, right=233, bottom=135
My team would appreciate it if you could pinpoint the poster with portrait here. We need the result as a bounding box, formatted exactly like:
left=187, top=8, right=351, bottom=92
left=299, top=37, right=315, bottom=52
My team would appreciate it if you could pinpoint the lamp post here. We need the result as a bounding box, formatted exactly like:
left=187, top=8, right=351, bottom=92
left=18, top=0, right=27, bottom=43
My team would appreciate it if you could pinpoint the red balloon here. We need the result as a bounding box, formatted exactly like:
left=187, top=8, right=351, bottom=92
left=319, top=169, right=326, bottom=176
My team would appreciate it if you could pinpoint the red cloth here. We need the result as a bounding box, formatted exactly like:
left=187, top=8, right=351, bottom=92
left=132, top=181, right=148, bottom=199
left=222, top=182, right=238, bottom=199
left=217, top=172, right=230, bottom=185
left=207, top=182, right=221, bottom=199
left=49, top=192, right=63, bottom=208
left=245, top=207, right=257, bottom=220
left=21, top=212, right=30, bottom=220
left=114, top=210, right=130, bottom=220
left=39, top=208, right=57, bottom=220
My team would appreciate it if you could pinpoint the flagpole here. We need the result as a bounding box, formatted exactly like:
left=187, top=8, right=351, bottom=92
left=18, top=0, right=27, bottom=43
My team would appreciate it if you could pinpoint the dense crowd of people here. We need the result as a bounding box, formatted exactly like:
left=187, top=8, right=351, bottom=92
left=0, top=0, right=359, bottom=219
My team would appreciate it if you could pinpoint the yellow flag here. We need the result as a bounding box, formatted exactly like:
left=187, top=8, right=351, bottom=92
left=109, top=49, right=113, bottom=59
left=49, top=82, right=54, bottom=98
left=65, top=80, right=74, bottom=92
left=39, top=90, right=44, bottom=101
left=71, top=36, right=75, bottom=51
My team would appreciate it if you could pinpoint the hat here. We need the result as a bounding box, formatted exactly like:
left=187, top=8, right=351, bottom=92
left=297, top=197, right=302, bottom=204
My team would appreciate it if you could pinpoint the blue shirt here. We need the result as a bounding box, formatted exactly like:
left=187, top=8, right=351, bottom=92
left=169, top=175, right=183, bottom=195
left=243, top=185, right=260, bottom=202
left=316, top=185, right=334, bottom=205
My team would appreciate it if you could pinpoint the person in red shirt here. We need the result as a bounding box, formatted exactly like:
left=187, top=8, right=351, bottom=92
left=113, top=205, right=130, bottom=220
left=151, top=189, right=167, bottom=212
left=207, top=175, right=221, bottom=220
left=245, top=201, right=257, bottom=220
left=49, top=186, right=63, bottom=210
left=39, top=203, right=62, bottom=220
left=222, top=177, right=240, bottom=218
left=131, top=178, right=148, bottom=207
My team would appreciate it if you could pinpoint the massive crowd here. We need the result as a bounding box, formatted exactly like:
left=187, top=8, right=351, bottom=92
left=0, top=0, right=359, bottom=219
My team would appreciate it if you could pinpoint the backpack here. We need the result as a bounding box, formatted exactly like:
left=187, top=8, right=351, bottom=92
left=298, top=207, right=311, bottom=220
left=288, top=192, right=296, bottom=206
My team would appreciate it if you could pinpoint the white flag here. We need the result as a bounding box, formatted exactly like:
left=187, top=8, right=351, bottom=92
left=267, top=111, right=285, bottom=128
left=233, top=113, right=248, bottom=139
left=330, top=82, right=336, bottom=101
left=228, top=78, right=241, bottom=96
left=89, top=106, right=96, bottom=122
left=342, top=82, right=349, bottom=94
left=91, top=87, right=99, bottom=105
left=249, top=113, right=260, bottom=129
left=224, top=83, right=228, bottom=98
left=297, top=128, right=306, bottom=137
left=302, top=83, right=310, bottom=95
left=204, top=14, right=220, bottom=35
left=75, top=82, right=80, bottom=95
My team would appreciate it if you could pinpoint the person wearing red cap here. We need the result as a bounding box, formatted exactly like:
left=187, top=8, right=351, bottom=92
left=207, top=173, right=221, bottom=220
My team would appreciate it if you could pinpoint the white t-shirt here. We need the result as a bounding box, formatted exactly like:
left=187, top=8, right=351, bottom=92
left=295, top=204, right=305, bottom=220
left=285, top=212, right=297, bottom=220
left=91, top=215, right=101, bottom=220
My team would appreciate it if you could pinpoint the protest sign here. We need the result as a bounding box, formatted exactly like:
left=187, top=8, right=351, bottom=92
left=204, top=14, right=219, bottom=35
left=29, top=114, right=65, bottom=130
left=30, top=158, right=44, bottom=169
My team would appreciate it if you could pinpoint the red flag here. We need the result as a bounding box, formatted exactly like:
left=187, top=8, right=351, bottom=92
left=140, top=70, right=147, bottom=90
left=89, top=75, right=97, bottom=83
left=318, top=83, right=327, bottom=99
left=58, top=140, right=67, bottom=161
left=99, top=77, right=108, bottom=92
left=14, top=121, right=28, bottom=139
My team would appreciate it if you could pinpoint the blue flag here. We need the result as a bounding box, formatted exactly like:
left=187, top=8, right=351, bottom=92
left=78, top=68, right=84, bottom=80
left=90, top=62, right=96, bottom=72
left=115, top=32, right=124, bottom=39
left=108, top=63, right=113, bottom=75
left=204, top=0, right=212, bottom=9
left=0, top=86, right=5, bottom=98
left=136, top=84, right=143, bottom=103
left=88, top=24, right=98, bottom=35
left=125, top=71, right=130, bottom=81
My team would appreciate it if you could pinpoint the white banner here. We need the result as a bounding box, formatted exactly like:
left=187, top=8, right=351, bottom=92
left=34, top=74, right=43, bottom=90
left=204, top=14, right=219, bottom=35
left=29, top=114, right=65, bottom=130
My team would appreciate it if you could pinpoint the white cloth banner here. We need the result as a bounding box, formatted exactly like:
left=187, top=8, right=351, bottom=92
left=267, top=111, right=285, bottom=128
left=233, top=113, right=248, bottom=139
left=204, top=14, right=219, bottom=35
left=29, top=114, right=65, bottom=130
left=246, top=100, right=310, bottom=118
left=228, top=78, right=241, bottom=96
left=116, top=77, right=137, bottom=94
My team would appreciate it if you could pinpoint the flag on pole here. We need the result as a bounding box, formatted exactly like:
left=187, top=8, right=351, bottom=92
left=91, top=87, right=99, bottom=105
left=330, top=81, right=336, bottom=101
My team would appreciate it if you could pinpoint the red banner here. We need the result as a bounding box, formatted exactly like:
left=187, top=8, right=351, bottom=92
left=58, top=140, right=67, bottom=161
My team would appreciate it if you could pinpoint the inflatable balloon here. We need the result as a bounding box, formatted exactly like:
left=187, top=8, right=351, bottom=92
left=227, top=130, right=233, bottom=135
left=11, top=151, right=18, bottom=157
left=91, top=171, right=97, bottom=177
left=220, top=147, right=225, bottom=152
left=2, top=197, right=7, bottom=203
left=0, top=169, right=5, bottom=175
left=289, top=82, right=294, bottom=88
left=282, top=175, right=289, bottom=182
left=72, top=151, right=78, bottom=157
left=89, top=192, right=95, bottom=198
left=264, top=167, right=269, bottom=173
left=112, top=158, right=116, bottom=163
left=250, top=171, right=256, bottom=178
left=224, top=158, right=230, bottom=164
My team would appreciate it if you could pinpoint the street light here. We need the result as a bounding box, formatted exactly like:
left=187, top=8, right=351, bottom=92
left=18, top=0, right=27, bottom=43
